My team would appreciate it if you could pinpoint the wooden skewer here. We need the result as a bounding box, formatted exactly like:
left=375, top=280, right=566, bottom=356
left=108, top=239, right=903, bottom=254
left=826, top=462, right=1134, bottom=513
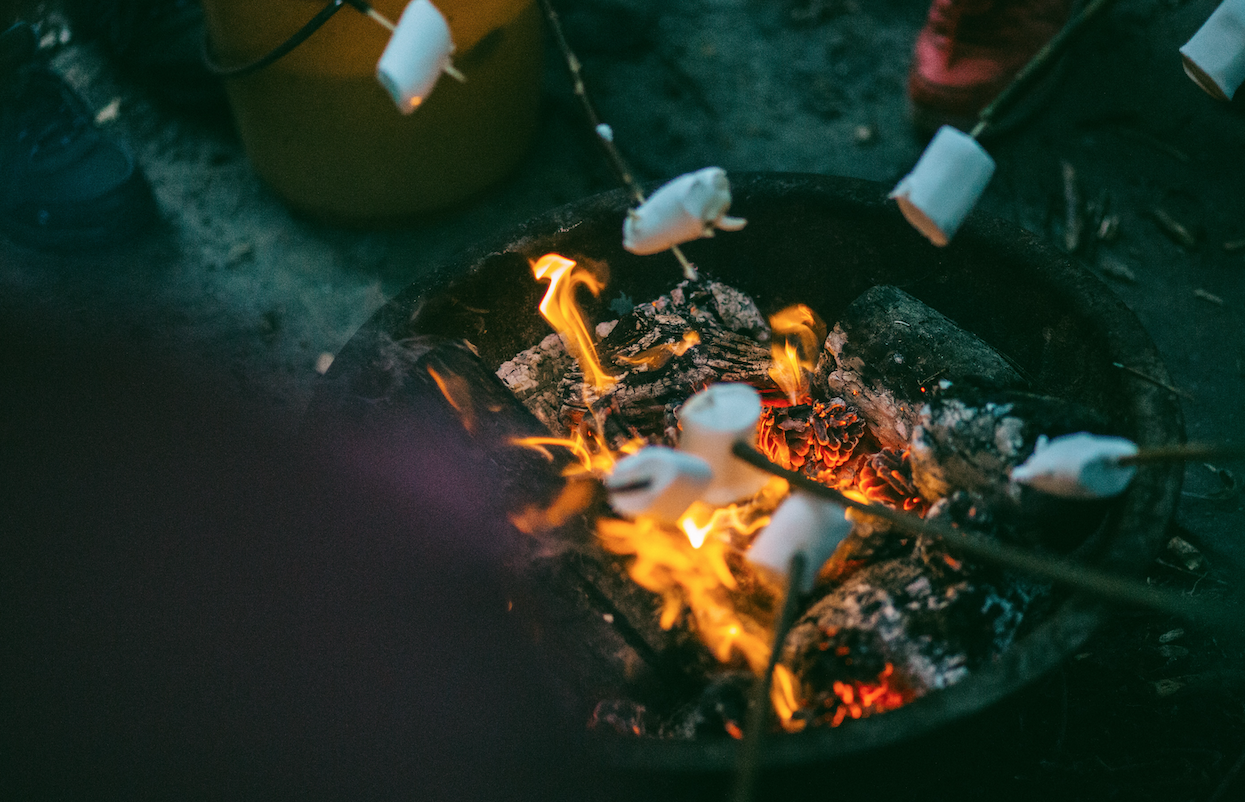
left=1115, top=443, right=1245, bottom=466
left=363, top=6, right=396, bottom=32
left=969, top=0, right=1117, bottom=138
left=730, top=552, right=806, bottom=802
left=730, top=443, right=1239, bottom=634
left=538, top=0, right=700, bottom=281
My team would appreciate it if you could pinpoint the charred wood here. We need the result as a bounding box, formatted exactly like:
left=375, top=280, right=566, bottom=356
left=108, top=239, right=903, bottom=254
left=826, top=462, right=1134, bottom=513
left=815, top=285, right=1024, bottom=448
left=909, top=388, right=1113, bottom=551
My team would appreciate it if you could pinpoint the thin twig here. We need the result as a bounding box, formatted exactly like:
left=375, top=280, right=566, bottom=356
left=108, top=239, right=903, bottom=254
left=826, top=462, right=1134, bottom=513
left=731, top=443, right=1239, bottom=633
left=1112, top=362, right=1195, bottom=401
left=538, top=0, right=699, bottom=281
left=538, top=0, right=644, bottom=204
left=1117, top=444, right=1245, bottom=466
left=731, top=552, right=806, bottom=802
left=972, top=0, right=1117, bottom=138
left=1208, top=742, right=1245, bottom=802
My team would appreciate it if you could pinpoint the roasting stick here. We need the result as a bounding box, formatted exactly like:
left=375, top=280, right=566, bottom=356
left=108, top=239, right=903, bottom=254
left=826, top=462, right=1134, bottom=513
left=538, top=0, right=700, bottom=280
left=731, top=552, right=806, bottom=802
left=1115, top=443, right=1245, bottom=466
left=893, top=0, right=1118, bottom=246
left=730, top=443, right=1239, bottom=633
left=968, top=0, right=1117, bottom=138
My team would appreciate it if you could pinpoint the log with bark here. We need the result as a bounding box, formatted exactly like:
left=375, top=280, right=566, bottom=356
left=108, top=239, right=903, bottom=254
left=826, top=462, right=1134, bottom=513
left=814, top=285, right=1025, bottom=449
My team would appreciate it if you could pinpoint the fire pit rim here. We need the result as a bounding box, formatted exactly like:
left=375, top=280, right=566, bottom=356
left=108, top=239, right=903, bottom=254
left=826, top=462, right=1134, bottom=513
left=311, top=172, right=1184, bottom=772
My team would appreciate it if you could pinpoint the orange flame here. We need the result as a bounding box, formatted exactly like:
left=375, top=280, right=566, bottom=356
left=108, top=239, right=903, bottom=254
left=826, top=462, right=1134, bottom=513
left=531, top=253, right=616, bottom=390
left=598, top=514, right=773, bottom=673
left=427, top=365, right=476, bottom=433
left=771, top=663, right=807, bottom=733
left=767, top=304, right=826, bottom=403
left=615, top=330, right=701, bottom=371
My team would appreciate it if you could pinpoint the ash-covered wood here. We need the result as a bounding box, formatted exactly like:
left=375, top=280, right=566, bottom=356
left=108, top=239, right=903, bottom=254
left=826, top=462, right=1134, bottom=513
left=908, top=388, right=1114, bottom=551
left=815, top=285, right=1025, bottom=448
left=497, top=280, right=776, bottom=447
left=781, top=538, right=1050, bottom=727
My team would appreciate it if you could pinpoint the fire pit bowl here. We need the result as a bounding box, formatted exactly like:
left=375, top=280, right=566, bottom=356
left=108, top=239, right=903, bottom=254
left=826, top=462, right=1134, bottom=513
left=305, top=173, right=1182, bottom=774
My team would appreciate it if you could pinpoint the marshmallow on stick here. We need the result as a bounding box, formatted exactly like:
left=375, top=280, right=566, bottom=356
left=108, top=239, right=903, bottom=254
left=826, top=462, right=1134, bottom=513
left=1010, top=432, right=1139, bottom=499
left=605, top=446, right=713, bottom=525
left=1180, top=0, right=1245, bottom=101
left=677, top=383, right=771, bottom=506
left=746, top=492, right=852, bottom=593
left=376, top=0, right=463, bottom=114
left=889, top=125, right=996, bottom=247
left=622, top=167, right=747, bottom=256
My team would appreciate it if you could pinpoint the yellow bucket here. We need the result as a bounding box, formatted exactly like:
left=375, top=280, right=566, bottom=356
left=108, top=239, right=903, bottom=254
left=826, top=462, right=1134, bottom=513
left=201, top=0, right=542, bottom=224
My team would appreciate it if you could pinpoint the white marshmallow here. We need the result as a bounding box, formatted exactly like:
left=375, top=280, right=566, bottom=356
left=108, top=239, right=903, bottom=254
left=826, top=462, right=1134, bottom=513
left=622, top=167, right=748, bottom=256
left=1010, top=432, right=1139, bottom=500
left=677, top=383, right=770, bottom=505
left=746, top=492, right=851, bottom=593
left=890, top=125, right=996, bottom=247
left=1180, top=0, right=1245, bottom=101
left=605, top=446, right=713, bottom=524
left=376, top=0, right=456, bottom=114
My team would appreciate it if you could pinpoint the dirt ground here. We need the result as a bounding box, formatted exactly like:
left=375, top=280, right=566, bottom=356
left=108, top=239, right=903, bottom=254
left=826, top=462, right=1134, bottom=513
left=1, top=1, right=1242, bottom=799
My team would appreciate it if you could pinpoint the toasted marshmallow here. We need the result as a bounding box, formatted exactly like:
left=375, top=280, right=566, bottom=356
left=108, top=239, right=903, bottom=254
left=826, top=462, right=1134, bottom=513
left=1010, top=432, right=1139, bottom=499
left=890, top=126, right=995, bottom=247
left=623, top=167, right=747, bottom=255
left=377, top=0, right=456, bottom=114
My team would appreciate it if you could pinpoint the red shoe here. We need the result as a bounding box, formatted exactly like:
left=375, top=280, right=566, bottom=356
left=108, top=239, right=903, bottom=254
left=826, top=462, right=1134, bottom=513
left=908, top=0, right=1074, bottom=134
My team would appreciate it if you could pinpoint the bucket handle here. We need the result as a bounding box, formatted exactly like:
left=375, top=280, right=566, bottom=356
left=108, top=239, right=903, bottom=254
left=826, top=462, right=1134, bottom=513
left=203, top=0, right=378, bottom=78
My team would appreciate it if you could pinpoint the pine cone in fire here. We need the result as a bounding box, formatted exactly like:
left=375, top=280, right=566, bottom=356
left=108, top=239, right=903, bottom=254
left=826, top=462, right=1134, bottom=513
left=758, top=398, right=867, bottom=478
left=858, top=447, right=927, bottom=513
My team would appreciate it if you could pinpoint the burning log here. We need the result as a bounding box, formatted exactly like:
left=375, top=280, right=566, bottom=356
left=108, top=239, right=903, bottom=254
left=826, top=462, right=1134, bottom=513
left=498, top=280, right=775, bottom=447
left=780, top=543, right=1049, bottom=729
left=815, top=285, right=1024, bottom=449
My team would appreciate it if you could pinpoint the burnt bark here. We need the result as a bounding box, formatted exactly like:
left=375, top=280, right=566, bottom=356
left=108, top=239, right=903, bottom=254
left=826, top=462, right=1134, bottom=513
left=909, top=388, right=1114, bottom=551
left=498, top=280, right=777, bottom=447
left=815, top=285, right=1025, bottom=448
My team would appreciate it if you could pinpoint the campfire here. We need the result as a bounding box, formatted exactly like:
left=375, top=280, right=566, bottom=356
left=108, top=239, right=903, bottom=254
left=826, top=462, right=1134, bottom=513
left=496, top=249, right=1100, bottom=740
left=305, top=173, right=1185, bottom=768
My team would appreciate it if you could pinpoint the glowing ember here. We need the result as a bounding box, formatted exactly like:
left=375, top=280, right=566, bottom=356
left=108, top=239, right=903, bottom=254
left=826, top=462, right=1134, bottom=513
left=531, top=253, right=616, bottom=391
left=767, top=304, right=826, bottom=403
left=823, top=663, right=911, bottom=727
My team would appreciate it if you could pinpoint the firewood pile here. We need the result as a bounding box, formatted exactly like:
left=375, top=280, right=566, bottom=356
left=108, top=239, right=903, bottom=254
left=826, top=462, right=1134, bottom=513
left=498, top=279, right=1121, bottom=739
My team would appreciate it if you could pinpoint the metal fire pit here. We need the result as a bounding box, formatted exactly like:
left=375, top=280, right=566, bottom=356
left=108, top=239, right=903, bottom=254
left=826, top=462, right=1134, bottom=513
left=306, top=173, right=1183, bottom=772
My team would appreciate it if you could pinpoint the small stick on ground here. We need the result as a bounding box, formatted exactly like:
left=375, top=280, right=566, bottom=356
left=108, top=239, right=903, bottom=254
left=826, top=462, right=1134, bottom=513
left=1062, top=160, right=1083, bottom=253
left=1208, top=741, right=1245, bottom=802
left=1112, top=362, right=1195, bottom=401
